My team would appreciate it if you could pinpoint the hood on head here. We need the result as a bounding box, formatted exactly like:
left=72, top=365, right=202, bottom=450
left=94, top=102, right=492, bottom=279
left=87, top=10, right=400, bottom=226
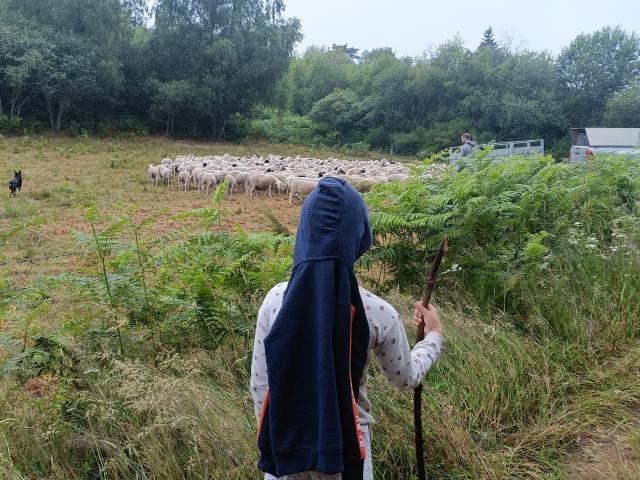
left=294, top=177, right=372, bottom=266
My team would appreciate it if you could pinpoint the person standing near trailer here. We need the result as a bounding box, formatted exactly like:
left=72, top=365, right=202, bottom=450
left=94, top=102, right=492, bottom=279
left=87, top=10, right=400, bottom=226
left=450, top=133, right=479, bottom=171
left=459, top=133, right=478, bottom=158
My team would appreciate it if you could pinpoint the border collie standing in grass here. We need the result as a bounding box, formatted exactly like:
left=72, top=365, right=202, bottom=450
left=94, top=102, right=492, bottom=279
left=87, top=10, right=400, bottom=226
left=9, top=170, right=22, bottom=197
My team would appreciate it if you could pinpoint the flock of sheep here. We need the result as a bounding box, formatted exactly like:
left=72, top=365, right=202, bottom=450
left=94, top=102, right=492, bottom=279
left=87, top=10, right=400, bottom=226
left=147, top=154, right=411, bottom=203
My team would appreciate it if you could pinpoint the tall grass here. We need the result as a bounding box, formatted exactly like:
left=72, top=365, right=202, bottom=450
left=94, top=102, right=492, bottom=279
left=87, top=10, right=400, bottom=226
left=4, top=301, right=640, bottom=479
left=1, top=153, right=640, bottom=478
left=1, top=354, right=257, bottom=479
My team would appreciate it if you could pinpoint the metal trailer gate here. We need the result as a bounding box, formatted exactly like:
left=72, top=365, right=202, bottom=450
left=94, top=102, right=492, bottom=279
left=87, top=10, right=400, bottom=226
left=449, top=139, right=544, bottom=162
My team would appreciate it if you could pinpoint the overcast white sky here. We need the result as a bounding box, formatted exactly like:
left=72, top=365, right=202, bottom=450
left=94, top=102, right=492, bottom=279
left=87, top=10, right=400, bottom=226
left=283, top=0, right=640, bottom=57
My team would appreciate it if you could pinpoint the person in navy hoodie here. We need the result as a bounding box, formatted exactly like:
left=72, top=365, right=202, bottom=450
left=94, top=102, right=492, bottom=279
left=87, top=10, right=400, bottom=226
left=251, top=177, right=444, bottom=479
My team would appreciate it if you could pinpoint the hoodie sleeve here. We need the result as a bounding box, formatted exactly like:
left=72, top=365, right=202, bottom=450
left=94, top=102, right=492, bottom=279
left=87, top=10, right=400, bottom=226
left=251, top=299, right=271, bottom=422
left=251, top=283, right=287, bottom=422
left=361, top=289, right=443, bottom=390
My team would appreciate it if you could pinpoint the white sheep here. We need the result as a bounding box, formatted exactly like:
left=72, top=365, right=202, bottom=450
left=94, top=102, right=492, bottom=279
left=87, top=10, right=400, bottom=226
left=274, top=179, right=286, bottom=195
left=178, top=171, right=191, bottom=191
left=195, top=170, right=209, bottom=190
left=149, top=154, right=413, bottom=197
left=386, top=173, right=409, bottom=182
left=190, top=167, right=205, bottom=188
left=159, top=166, right=174, bottom=186
left=200, top=172, right=218, bottom=194
left=289, top=179, right=318, bottom=204
left=248, top=173, right=278, bottom=197
left=148, top=164, right=160, bottom=186
left=233, top=172, right=250, bottom=193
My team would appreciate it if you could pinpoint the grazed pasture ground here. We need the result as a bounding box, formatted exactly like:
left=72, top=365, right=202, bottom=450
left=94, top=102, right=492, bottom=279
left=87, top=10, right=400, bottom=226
left=1, top=135, right=398, bottom=288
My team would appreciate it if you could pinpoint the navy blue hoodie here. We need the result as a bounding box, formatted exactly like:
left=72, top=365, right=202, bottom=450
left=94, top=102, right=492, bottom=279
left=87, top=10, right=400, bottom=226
left=257, top=177, right=372, bottom=479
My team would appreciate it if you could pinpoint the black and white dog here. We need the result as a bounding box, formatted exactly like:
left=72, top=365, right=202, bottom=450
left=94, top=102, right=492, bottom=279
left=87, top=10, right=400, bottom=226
left=9, top=170, right=22, bottom=197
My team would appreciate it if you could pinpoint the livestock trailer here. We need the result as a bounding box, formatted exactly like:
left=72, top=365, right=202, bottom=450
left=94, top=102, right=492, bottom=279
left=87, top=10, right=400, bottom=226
left=449, top=139, right=544, bottom=162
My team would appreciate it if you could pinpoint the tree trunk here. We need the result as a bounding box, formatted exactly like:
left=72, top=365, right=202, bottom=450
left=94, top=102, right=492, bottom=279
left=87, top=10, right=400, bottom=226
left=45, top=95, right=55, bottom=131
left=218, top=118, right=227, bottom=139
left=0, top=94, right=3, bottom=116
left=10, top=88, right=20, bottom=117
left=166, top=114, right=170, bottom=138
left=55, top=101, right=64, bottom=133
left=15, top=91, right=35, bottom=119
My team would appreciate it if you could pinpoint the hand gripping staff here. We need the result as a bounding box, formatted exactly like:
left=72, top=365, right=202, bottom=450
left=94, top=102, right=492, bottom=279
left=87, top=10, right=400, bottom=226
left=414, top=237, right=448, bottom=480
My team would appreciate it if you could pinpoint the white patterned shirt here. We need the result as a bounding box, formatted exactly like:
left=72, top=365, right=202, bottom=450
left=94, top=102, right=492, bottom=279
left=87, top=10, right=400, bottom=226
left=251, top=282, right=444, bottom=427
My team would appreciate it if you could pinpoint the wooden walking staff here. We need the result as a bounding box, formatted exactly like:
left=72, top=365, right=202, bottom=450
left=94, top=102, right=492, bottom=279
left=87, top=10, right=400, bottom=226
left=414, top=236, right=449, bottom=480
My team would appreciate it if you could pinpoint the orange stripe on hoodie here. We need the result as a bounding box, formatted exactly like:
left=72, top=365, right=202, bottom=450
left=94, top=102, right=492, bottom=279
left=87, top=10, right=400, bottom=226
left=257, top=389, right=270, bottom=441
left=349, top=305, right=366, bottom=459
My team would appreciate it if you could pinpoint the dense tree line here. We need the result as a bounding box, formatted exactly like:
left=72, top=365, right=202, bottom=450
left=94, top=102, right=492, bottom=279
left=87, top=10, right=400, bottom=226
left=0, top=0, right=300, bottom=137
left=261, top=26, right=640, bottom=156
left=0, top=1, right=639, bottom=156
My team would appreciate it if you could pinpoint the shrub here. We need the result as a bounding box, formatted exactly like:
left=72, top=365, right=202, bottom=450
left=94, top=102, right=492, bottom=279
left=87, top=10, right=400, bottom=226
left=603, top=83, right=640, bottom=127
left=0, top=115, right=24, bottom=134
left=0, top=115, right=47, bottom=135
left=64, top=201, right=294, bottom=354
left=364, top=126, right=390, bottom=149
left=389, top=128, right=427, bottom=155
left=309, top=88, right=368, bottom=139
left=344, top=141, right=371, bottom=156
left=66, top=117, right=150, bottom=138
left=365, top=154, right=640, bottom=352
left=421, top=118, right=475, bottom=155
left=248, top=112, right=320, bottom=145
left=223, top=112, right=250, bottom=141
left=547, top=137, right=571, bottom=161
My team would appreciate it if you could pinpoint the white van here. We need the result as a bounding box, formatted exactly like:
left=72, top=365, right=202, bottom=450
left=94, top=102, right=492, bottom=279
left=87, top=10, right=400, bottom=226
left=569, top=128, right=640, bottom=163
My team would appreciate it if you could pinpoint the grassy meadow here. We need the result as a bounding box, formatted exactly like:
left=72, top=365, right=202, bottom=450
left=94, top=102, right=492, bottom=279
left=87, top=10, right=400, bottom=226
left=1, top=135, right=640, bottom=479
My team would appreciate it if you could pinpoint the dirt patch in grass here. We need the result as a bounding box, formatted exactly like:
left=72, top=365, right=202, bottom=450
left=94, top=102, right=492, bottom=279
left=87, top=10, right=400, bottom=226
left=219, top=194, right=301, bottom=232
